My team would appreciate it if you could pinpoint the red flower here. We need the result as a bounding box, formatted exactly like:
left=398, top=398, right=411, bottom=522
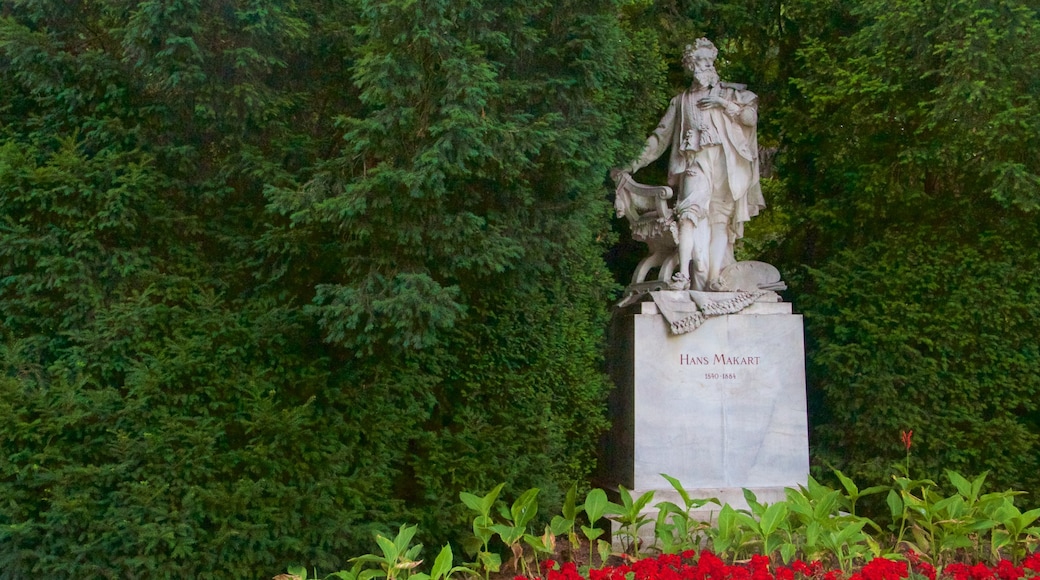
left=790, top=560, right=814, bottom=577
left=972, top=562, right=995, bottom=580
left=547, top=562, right=582, bottom=580
left=947, top=562, right=996, bottom=580
left=901, top=430, right=913, bottom=451
left=859, top=557, right=907, bottom=580
left=915, top=562, right=936, bottom=580
left=995, top=560, right=1024, bottom=580
left=658, top=554, right=682, bottom=569
left=947, top=563, right=970, bottom=580
left=1024, top=553, right=1040, bottom=573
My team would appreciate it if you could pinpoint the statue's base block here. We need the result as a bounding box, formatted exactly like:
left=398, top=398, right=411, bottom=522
left=599, top=299, right=809, bottom=534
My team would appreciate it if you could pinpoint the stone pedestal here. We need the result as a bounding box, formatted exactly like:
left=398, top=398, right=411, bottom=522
left=598, top=297, right=809, bottom=523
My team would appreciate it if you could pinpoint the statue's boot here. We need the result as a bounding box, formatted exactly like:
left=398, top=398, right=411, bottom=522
left=668, top=272, right=691, bottom=291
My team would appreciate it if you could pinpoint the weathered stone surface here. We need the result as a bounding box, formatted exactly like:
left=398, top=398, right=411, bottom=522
left=600, top=302, right=809, bottom=506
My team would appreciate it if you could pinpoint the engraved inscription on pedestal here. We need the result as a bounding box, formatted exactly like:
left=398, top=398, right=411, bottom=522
left=600, top=301, right=809, bottom=498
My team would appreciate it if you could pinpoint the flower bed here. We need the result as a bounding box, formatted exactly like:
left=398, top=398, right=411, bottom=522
left=279, top=467, right=1040, bottom=580
left=536, top=552, right=1040, bottom=580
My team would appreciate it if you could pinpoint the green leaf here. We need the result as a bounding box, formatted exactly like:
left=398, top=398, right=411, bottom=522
left=459, top=492, right=483, bottom=514
left=477, top=552, right=500, bottom=573
left=661, top=473, right=693, bottom=509
left=947, top=470, right=974, bottom=499
left=743, top=488, right=763, bottom=515
left=617, top=485, right=634, bottom=511
left=490, top=523, right=520, bottom=544
left=562, top=484, right=577, bottom=521
left=760, top=502, right=789, bottom=536
left=580, top=525, right=603, bottom=541
left=481, top=483, right=506, bottom=516
left=359, top=570, right=387, bottom=580
left=549, top=515, right=573, bottom=536
left=510, top=488, right=540, bottom=529
left=393, top=525, right=419, bottom=558
left=631, top=489, right=655, bottom=513
left=375, top=534, right=399, bottom=562
left=429, top=544, right=453, bottom=580
left=887, top=489, right=904, bottom=520
left=834, top=468, right=860, bottom=497
left=583, top=488, right=608, bottom=524
left=597, top=539, right=612, bottom=565
left=835, top=520, right=867, bottom=545
left=813, top=489, right=841, bottom=520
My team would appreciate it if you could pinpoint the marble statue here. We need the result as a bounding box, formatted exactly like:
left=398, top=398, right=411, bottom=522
left=614, top=38, right=766, bottom=293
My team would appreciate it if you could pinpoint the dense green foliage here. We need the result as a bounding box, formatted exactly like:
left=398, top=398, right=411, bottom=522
left=2, top=0, right=1039, bottom=576
left=0, top=0, right=633, bottom=576
left=780, top=0, right=1040, bottom=493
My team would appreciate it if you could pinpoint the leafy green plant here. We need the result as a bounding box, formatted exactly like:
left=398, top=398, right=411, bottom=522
left=491, top=488, right=540, bottom=576
left=412, top=545, right=474, bottom=580
left=734, top=489, right=793, bottom=562
left=785, top=476, right=844, bottom=563
left=350, top=524, right=426, bottom=580
left=818, top=517, right=871, bottom=572
left=291, top=537, right=471, bottom=580
left=985, top=496, right=1040, bottom=564
left=550, top=485, right=580, bottom=553
left=705, top=504, right=756, bottom=562
left=286, top=470, right=1040, bottom=577
left=296, top=561, right=367, bottom=580
left=580, top=488, right=610, bottom=566
left=653, top=474, right=718, bottom=554
left=607, top=486, right=656, bottom=556
left=460, top=483, right=505, bottom=579
left=889, top=472, right=979, bottom=568
left=883, top=468, right=1033, bottom=570
left=887, top=471, right=937, bottom=554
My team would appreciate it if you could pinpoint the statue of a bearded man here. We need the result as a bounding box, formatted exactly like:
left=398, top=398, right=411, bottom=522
left=617, top=38, right=764, bottom=292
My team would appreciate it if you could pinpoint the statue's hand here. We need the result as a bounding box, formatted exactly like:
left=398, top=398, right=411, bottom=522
left=610, top=168, right=629, bottom=184
left=696, top=95, right=729, bottom=109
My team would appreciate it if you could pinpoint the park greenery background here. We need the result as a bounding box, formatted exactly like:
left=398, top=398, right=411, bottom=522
left=0, top=0, right=1038, bottom=577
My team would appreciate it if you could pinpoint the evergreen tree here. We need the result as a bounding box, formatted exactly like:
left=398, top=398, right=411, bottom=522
left=777, top=0, right=1040, bottom=493
left=0, top=0, right=634, bottom=576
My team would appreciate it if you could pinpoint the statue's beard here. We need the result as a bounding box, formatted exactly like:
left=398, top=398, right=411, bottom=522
left=694, top=69, right=720, bottom=88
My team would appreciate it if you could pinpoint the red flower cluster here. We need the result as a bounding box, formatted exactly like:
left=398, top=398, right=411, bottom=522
left=533, top=551, right=1040, bottom=580
left=1027, top=553, right=1040, bottom=574
left=849, top=557, right=908, bottom=580
left=945, top=559, right=1037, bottom=580
left=541, top=551, right=826, bottom=580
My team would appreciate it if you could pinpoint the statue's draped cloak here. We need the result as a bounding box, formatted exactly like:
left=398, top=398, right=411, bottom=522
left=631, top=83, right=765, bottom=241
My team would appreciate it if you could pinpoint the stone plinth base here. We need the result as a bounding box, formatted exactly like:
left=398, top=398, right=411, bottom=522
left=598, top=299, right=809, bottom=542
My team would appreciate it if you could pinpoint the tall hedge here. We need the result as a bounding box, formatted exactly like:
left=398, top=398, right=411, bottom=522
left=0, top=0, right=638, bottom=576
left=777, top=0, right=1040, bottom=494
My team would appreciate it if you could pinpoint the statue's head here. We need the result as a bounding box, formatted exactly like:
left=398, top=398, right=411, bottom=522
left=682, top=38, right=720, bottom=87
